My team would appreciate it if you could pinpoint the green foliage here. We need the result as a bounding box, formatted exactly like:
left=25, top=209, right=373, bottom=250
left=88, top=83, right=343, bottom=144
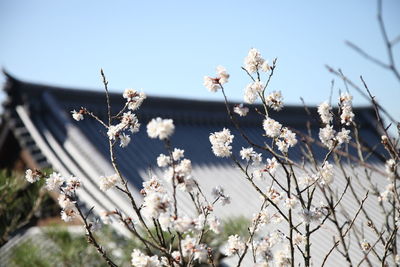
left=7, top=217, right=250, bottom=266
left=9, top=240, right=51, bottom=267
left=8, top=226, right=106, bottom=267
left=0, top=169, right=48, bottom=246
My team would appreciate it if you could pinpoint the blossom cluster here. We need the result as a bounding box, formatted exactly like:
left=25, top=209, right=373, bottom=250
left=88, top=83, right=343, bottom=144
left=317, top=95, right=352, bottom=150
left=137, top=176, right=220, bottom=265
left=71, top=88, right=145, bottom=148
left=123, top=88, right=147, bottom=111
left=152, top=131, right=195, bottom=192
left=244, top=48, right=271, bottom=74
left=339, top=92, right=355, bottom=126
left=263, top=118, right=297, bottom=153
left=25, top=170, right=82, bottom=222
left=211, top=185, right=231, bottom=205
left=203, top=65, right=229, bottom=92
left=233, top=104, right=249, bottom=117
left=209, top=128, right=234, bottom=158
left=240, top=147, right=262, bottom=164
left=147, top=117, right=175, bottom=140
left=99, top=174, right=120, bottom=191
left=107, top=111, right=141, bottom=147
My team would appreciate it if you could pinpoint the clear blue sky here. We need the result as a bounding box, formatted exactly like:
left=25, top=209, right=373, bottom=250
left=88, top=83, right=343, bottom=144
left=0, top=0, right=399, bottom=118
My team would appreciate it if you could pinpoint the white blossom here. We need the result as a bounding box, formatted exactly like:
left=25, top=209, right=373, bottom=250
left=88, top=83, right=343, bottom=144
left=275, top=246, right=291, bottom=267
left=123, top=88, right=136, bottom=101
left=221, top=195, right=231, bottom=205
left=123, top=89, right=146, bottom=111
left=163, top=167, right=174, bottom=183
left=254, top=239, right=273, bottom=263
left=142, top=177, right=164, bottom=195
left=378, top=183, right=395, bottom=202
left=175, top=159, right=192, bottom=177
left=25, top=169, right=40, bottom=183
left=360, top=239, right=371, bottom=251
left=239, top=147, right=253, bottom=160
left=319, top=124, right=336, bottom=149
left=293, top=233, right=306, bottom=245
left=193, top=244, right=208, bottom=263
left=171, top=251, right=181, bottom=264
left=240, top=147, right=262, bottom=163
left=147, top=117, right=175, bottom=140
left=280, top=128, right=297, bottom=147
left=209, top=128, right=234, bottom=157
left=284, top=197, right=298, bottom=209
left=203, top=76, right=220, bottom=92
left=211, top=185, right=231, bottom=205
left=172, top=148, right=185, bottom=161
left=319, top=162, right=334, bottom=185
left=131, top=249, right=161, bottom=267
left=244, top=83, right=258, bottom=104
left=194, top=214, right=206, bottom=231
left=268, top=231, right=284, bottom=246
left=207, top=215, right=221, bottom=234
left=157, top=154, right=170, bottom=167
left=300, top=208, right=323, bottom=224
left=261, top=60, right=271, bottom=72
left=339, top=92, right=354, bottom=125
left=266, top=91, right=284, bottom=111
left=271, top=214, right=284, bottom=224
left=119, top=133, right=131, bottom=148
left=204, top=66, right=229, bottom=92
left=224, top=235, right=246, bottom=256
left=317, top=101, right=333, bottom=124
left=211, top=185, right=225, bottom=198
left=244, top=48, right=265, bottom=73
left=257, top=208, right=271, bottom=228
left=385, top=159, right=397, bottom=180
left=107, top=124, right=123, bottom=140
left=336, top=128, right=351, bottom=146
left=216, top=65, right=230, bottom=84
left=266, top=187, right=282, bottom=204
left=265, top=157, right=279, bottom=175
left=142, top=191, right=171, bottom=219
left=244, top=81, right=264, bottom=104
left=340, top=105, right=354, bottom=126
left=263, top=118, right=282, bottom=138
left=299, top=175, right=315, bottom=187
left=63, top=175, right=82, bottom=193
left=181, top=236, right=208, bottom=263
left=46, top=172, right=65, bottom=191
left=158, top=213, right=173, bottom=230
left=58, top=194, right=75, bottom=209
left=233, top=104, right=249, bottom=117
left=61, top=208, right=77, bottom=222
left=99, top=174, right=119, bottom=191
left=253, top=169, right=266, bottom=180
left=121, top=111, right=140, bottom=133
left=173, top=215, right=195, bottom=233
left=71, top=110, right=84, bottom=121
left=276, top=140, right=288, bottom=153
left=181, top=235, right=197, bottom=256
left=276, top=127, right=297, bottom=153
left=178, top=175, right=196, bottom=192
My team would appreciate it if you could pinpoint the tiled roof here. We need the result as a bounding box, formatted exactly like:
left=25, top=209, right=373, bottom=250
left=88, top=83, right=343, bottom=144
left=0, top=72, right=394, bottom=266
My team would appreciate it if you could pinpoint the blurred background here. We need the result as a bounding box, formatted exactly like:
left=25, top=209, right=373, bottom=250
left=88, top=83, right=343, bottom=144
left=0, top=0, right=399, bottom=117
